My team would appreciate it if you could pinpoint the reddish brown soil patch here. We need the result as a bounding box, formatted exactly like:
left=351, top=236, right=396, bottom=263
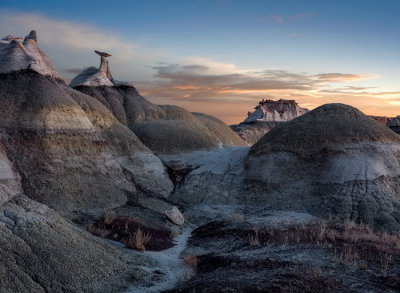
left=89, top=213, right=174, bottom=251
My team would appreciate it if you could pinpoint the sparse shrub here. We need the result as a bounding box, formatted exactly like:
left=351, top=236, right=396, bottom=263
left=103, top=211, right=115, bottom=225
left=359, top=260, right=368, bottom=272
left=183, top=254, right=198, bottom=267
left=231, top=212, right=244, bottom=222
left=344, top=219, right=356, bottom=231
left=182, top=253, right=199, bottom=280
left=312, top=266, right=322, bottom=278
left=380, top=254, right=392, bottom=278
left=125, top=227, right=152, bottom=251
left=88, top=223, right=109, bottom=237
left=249, top=227, right=260, bottom=246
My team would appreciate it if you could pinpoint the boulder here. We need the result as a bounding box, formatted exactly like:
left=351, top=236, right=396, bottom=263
left=165, top=206, right=184, bottom=225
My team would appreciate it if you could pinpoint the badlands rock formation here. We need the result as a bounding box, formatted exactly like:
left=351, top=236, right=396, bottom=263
left=0, top=31, right=175, bottom=291
left=245, top=103, right=400, bottom=231
left=0, top=126, right=154, bottom=292
left=0, top=30, right=61, bottom=79
left=0, top=31, right=173, bottom=215
left=71, top=51, right=246, bottom=153
left=231, top=99, right=309, bottom=145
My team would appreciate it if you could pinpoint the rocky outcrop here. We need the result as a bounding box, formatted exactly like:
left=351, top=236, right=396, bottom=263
left=387, top=116, right=400, bottom=134
left=71, top=52, right=246, bottom=153
left=230, top=121, right=281, bottom=146
left=0, top=31, right=173, bottom=215
left=0, top=30, right=61, bottom=79
left=244, top=103, right=400, bottom=231
left=231, top=99, right=309, bottom=145
left=0, top=137, right=155, bottom=292
left=244, top=99, right=309, bottom=123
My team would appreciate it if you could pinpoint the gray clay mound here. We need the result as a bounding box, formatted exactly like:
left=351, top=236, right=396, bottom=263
left=251, top=103, right=400, bottom=156
left=133, top=106, right=246, bottom=153
left=245, top=103, right=400, bottom=232
left=71, top=52, right=245, bottom=153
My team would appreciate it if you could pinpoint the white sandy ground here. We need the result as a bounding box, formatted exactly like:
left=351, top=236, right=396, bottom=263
left=125, top=228, right=193, bottom=293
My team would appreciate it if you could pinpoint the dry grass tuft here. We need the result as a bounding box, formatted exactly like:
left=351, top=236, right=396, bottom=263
left=88, top=223, right=108, bottom=237
left=183, top=253, right=199, bottom=280
left=312, top=266, right=322, bottom=278
left=249, top=227, right=260, bottom=246
left=103, top=211, right=116, bottom=225
left=380, top=254, right=392, bottom=278
left=125, top=227, right=152, bottom=251
left=230, top=212, right=244, bottom=222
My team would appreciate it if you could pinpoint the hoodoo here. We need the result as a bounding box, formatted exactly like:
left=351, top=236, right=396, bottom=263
left=71, top=51, right=246, bottom=153
left=0, top=31, right=173, bottom=212
left=0, top=30, right=174, bottom=292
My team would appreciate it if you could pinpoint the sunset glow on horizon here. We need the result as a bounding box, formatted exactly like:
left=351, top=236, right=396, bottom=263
left=2, top=0, right=400, bottom=124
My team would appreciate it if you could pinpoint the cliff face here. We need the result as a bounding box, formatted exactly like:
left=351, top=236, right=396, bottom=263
left=231, top=99, right=309, bottom=145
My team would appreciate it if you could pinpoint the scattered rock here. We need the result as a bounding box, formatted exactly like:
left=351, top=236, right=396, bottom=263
left=165, top=206, right=185, bottom=225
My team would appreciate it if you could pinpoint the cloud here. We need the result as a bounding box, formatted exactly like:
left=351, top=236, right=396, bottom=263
left=0, top=10, right=138, bottom=55
left=268, top=15, right=284, bottom=24
left=64, top=68, right=83, bottom=75
left=143, top=63, right=377, bottom=100
left=0, top=10, right=162, bottom=81
left=258, top=12, right=316, bottom=24
left=316, top=73, right=377, bottom=82
left=288, top=12, right=317, bottom=21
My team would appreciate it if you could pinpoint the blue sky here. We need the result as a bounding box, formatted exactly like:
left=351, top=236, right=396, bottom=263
left=2, top=0, right=400, bottom=123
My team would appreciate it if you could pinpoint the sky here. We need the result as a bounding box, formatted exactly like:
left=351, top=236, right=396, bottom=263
left=1, top=0, right=400, bottom=124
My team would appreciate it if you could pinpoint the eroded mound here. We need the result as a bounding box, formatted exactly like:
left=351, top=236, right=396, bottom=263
left=71, top=52, right=245, bottom=153
left=245, top=103, right=400, bottom=231
left=251, top=103, right=400, bottom=156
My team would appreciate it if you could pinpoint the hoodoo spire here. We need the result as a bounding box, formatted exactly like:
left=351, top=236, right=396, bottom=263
left=69, top=50, right=116, bottom=87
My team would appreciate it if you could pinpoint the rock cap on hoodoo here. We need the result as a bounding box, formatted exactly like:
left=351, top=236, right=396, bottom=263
left=251, top=103, right=400, bottom=156
left=0, top=30, right=61, bottom=78
left=70, top=50, right=133, bottom=88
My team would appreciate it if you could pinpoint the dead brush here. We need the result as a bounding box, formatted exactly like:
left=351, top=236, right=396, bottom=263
left=125, top=227, right=152, bottom=251
left=312, top=266, right=322, bottom=278
left=339, top=247, right=359, bottom=267
left=88, top=223, right=109, bottom=237
left=103, top=210, right=116, bottom=225
left=182, top=253, right=199, bottom=280
left=317, top=220, right=327, bottom=242
left=249, top=227, right=260, bottom=246
left=230, top=212, right=244, bottom=222
left=124, top=216, right=137, bottom=230
left=380, top=253, right=392, bottom=278
left=344, top=219, right=356, bottom=231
